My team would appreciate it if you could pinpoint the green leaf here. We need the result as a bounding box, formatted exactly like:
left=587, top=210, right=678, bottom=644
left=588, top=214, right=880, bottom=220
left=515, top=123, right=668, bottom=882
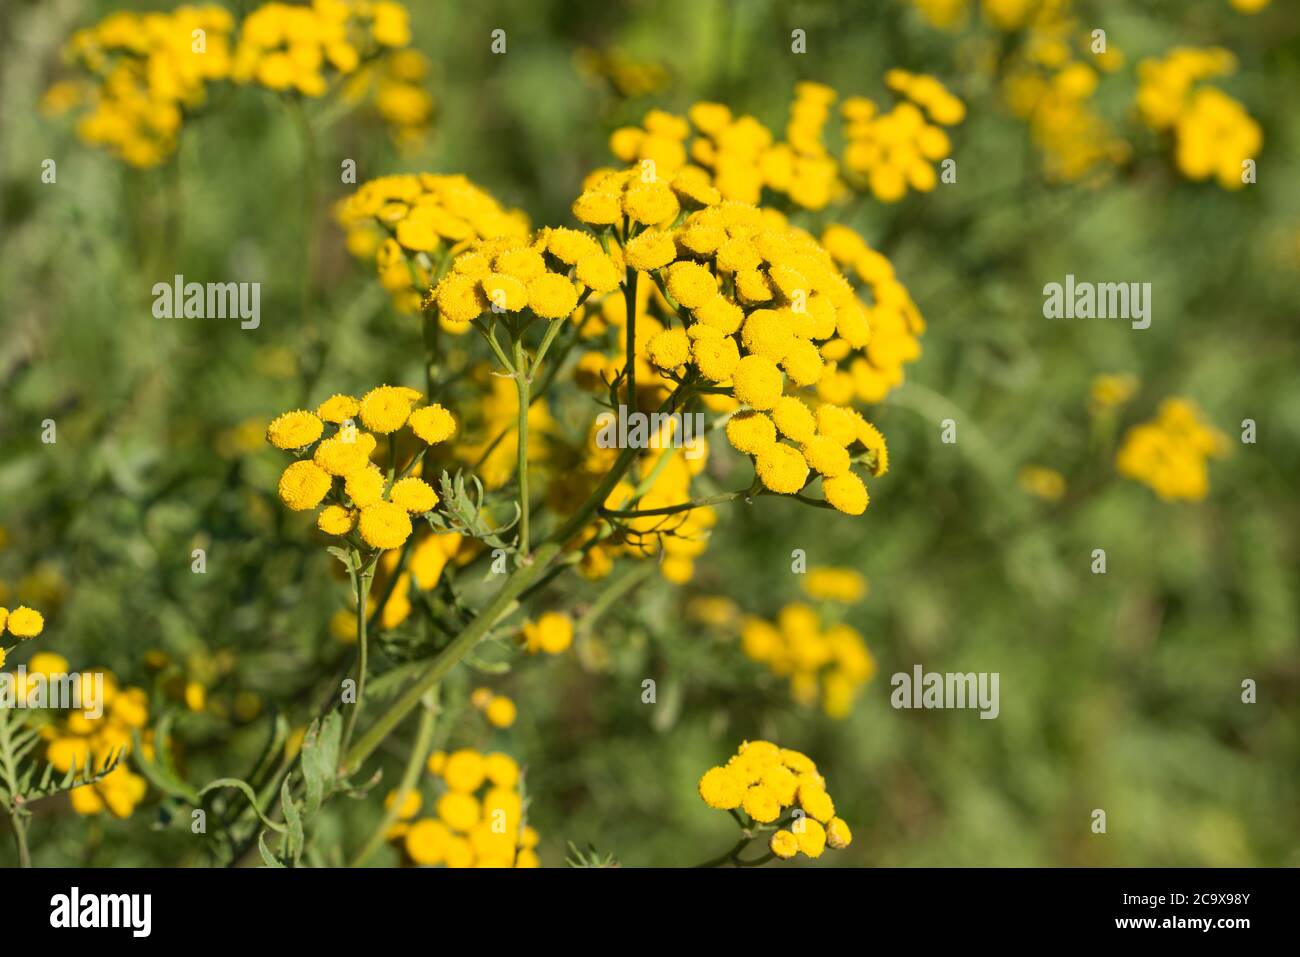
left=257, top=831, right=285, bottom=868
left=280, top=778, right=304, bottom=865
left=300, top=710, right=341, bottom=817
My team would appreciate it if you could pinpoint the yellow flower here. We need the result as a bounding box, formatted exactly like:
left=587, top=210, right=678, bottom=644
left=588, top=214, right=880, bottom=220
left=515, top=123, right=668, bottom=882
left=408, top=404, right=457, bottom=444
left=405, top=819, right=452, bottom=864
left=770, top=829, right=799, bottom=859
left=317, top=394, right=359, bottom=423
left=484, top=696, right=517, bottom=728
left=359, top=385, right=417, bottom=433
left=826, top=816, right=853, bottom=849
left=690, top=333, right=740, bottom=381
left=266, top=410, right=324, bottom=450
left=358, top=502, right=414, bottom=550
left=442, top=749, right=486, bottom=792
left=802, top=567, right=867, bottom=603
left=742, top=784, right=781, bottom=823
left=798, top=782, right=835, bottom=822
left=437, top=791, right=481, bottom=832
left=317, top=505, right=356, bottom=536
left=802, top=436, right=851, bottom=478
left=698, top=766, right=744, bottom=809
left=527, top=273, right=580, bottom=319
left=755, top=443, right=809, bottom=494
left=725, top=410, right=777, bottom=455
left=314, top=433, right=376, bottom=476
left=345, top=466, right=386, bottom=508
left=435, top=273, right=488, bottom=323
left=1018, top=465, right=1067, bottom=502
left=646, top=328, right=691, bottom=370
left=384, top=788, right=423, bottom=821
left=624, top=229, right=676, bottom=271
left=521, top=611, right=574, bottom=655
left=795, top=817, right=827, bottom=857
left=622, top=181, right=680, bottom=225
left=5, top=606, right=44, bottom=639
left=390, top=477, right=438, bottom=514
left=665, top=261, right=716, bottom=309
left=572, top=190, right=622, bottom=225
left=732, top=355, right=784, bottom=410
left=822, top=472, right=869, bottom=515
left=278, top=461, right=331, bottom=511
left=483, top=752, right=520, bottom=788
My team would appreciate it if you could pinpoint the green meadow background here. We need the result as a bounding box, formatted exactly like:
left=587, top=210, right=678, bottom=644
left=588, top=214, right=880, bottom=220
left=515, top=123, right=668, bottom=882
left=1, top=0, right=1297, bottom=866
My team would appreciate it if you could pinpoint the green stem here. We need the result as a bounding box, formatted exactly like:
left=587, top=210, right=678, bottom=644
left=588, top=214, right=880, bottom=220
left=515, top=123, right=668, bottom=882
left=341, top=382, right=690, bottom=777
left=0, top=709, right=31, bottom=868
left=694, top=835, right=752, bottom=868
left=349, top=688, right=439, bottom=867
left=513, top=335, right=531, bottom=559
left=340, top=552, right=378, bottom=760
left=623, top=265, right=639, bottom=415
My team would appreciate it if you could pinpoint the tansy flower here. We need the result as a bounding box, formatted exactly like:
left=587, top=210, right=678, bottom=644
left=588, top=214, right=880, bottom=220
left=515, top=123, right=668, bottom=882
left=267, top=410, right=324, bottom=450
left=483, top=752, right=520, bottom=788
left=826, top=816, right=853, bottom=849
left=5, top=606, right=45, bottom=639
left=772, top=396, right=817, bottom=442
left=743, top=784, right=781, bottom=823
left=726, top=410, right=777, bottom=455
left=278, top=460, right=332, bottom=511
left=317, top=505, right=356, bottom=536
left=359, top=385, right=418, bottom=433
left=698, top=767, right=744, bottom=809
left=390, top=477, right=438, bottom=514
left=405, top=819, right=452, bottom=865
left=527, top=273, right=580, bottom=319
left=314, top=433, right=376, bottom=476
left=646, top=328, right=690, bottom=370
left=691, top=333, right=740, bottom=381
left=520, top=611, right=573, bottom=655
left=796, top=818, right=827, bottom=857
left=755, top=444, right=809, bottom=494
left=732, top=355, right=784, bottom=410
left=665, top=261, right=716, bottom=308
left=770, top=830, right=799, bottom=859
left=484, top=695, right=516, bottom=728
left=437, top=791, right=480, bottom=831
left=384, top=788, right=422, bottom=820
left=358, top=502, right=414, bottom=550
left=624, top=229, right=677, bottom=271
left=443, top=749, right=486, bottom=792
left=317, top=394, right=360, bottom=423
left=345, top=466, right=386, bottom=508
left=408, top=404, right=456, bottom=444
left=822, top=472, right=869, bottom=515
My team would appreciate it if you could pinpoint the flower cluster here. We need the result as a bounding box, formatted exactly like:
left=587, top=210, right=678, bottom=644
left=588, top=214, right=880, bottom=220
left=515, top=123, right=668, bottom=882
left=609, top=79, right=961, bottom=210
left=266, top=386, right=457, bottom=551
left=42, top=6, right=235, bottom=167
left=231, top=0, right=410, bottom=95
left=1116, top=398, right=1229, bottom=502
left=998, top=11, right=1129, bottom=183
left=698, top=741, right=852, bottom=860
left=1136, top=48, right=1261, bottom=190
left=432, top=230, right=614, bottom=326
left=392, top=748, right=539, bottom=867
left=337, top=174, right=530, bottom=314
left=574, top=47, right=670, bottom=99
left=43, top=666, right=152, bottom=819
left=46, top=2, right=431, bottom=168
left=840, top=70, right=964, bottom=202
left=0, top=603, right=45, bottom=668
left=739, top=602, right=876, bottom=718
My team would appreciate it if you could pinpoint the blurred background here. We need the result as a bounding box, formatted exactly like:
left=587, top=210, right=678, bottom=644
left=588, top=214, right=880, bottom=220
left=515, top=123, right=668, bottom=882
left=1, top=0, right=1297, bottom=866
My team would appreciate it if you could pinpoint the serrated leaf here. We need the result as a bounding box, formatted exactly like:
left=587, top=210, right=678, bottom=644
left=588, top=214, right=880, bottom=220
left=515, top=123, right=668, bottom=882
left=258, top=831, right=285, bottom=868
left=300, top=710, right=341, bottom=817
